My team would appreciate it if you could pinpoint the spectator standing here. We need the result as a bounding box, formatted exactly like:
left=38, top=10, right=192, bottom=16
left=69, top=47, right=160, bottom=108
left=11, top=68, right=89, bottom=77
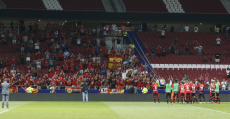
left=170, top=43, right=175, bottom=54
left=215, top=51, right=220, bottom=63
left=123, top=30, right=127, bottom=44
left=34, top=40, right=40, bottom=53
left=163, top=24, right=167, bottom=31
left=179, top=25, right=183, bottom=32
left=145, top=45, right=149, bottom=56
left=170, top=25, right=174, bottom=32
left=194, top=25, right=199, bottom=32
left=160, top=77, right=166, bottom=89
left=162, top=47, right=166, bottom=57
left=221, top=79, right=226, bottom=90
left=183, top=74, right=188, bottom=81
left=226, top=68, right=230, bottom=79
left=197, top=44, right=203, bottom=55
left=151, top=46, right=155, bottom=57
left=184, top=24, right=189, bottom=32
left=36, top=59, right=41, bottom=70
left=116, top=37, right=121, bottom=49
left=174, top=44, right=179, bottom=55
left=216, top=36, right=221, bottom=46
left=161, top=29, right=165, bottom=39
left=203, top=57, right=208, bottom=63
left=111, top=23, right=117, bottom=36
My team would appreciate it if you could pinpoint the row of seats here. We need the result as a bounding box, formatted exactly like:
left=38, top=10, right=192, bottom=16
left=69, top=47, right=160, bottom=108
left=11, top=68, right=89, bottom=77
left=42, top=0, right=63, bottom=10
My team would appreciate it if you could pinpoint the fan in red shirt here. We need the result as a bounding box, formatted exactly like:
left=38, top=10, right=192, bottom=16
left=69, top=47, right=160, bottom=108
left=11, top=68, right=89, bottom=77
left=71, top=77, right=76, bottom=88
left=11, top=57, right=16, bottom=67
left=145, top=45, right=149, bottom=56
left=44, top=59, right=49, bottom=69
left=96, top=79, right=102, bottom=89
left=198, top=81, right=205, bottom=103
left=191, top=81, right=198, bottom=103
left=152, top=81, right=160, bottom=103
left=185, top=81, right=192, bottom=103
left=89, top=78, right=95, bottom=89
left=4, top=57, right=9, bottom=66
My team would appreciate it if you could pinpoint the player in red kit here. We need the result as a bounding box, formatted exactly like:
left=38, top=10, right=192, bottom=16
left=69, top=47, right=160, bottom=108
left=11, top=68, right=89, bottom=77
left=152, top=81, right=160, bottom=103
left=191, top=81, right=197, bottom=104
left=179, top=82, right=185, bottom=104
left=198, top=81, right=205, bottom=104
left=185, top=81, right=192, bottom=104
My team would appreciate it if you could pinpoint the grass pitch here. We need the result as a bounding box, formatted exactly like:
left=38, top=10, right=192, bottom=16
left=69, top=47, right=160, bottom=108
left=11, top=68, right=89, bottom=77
left=1, top=101, right=230, bottom=119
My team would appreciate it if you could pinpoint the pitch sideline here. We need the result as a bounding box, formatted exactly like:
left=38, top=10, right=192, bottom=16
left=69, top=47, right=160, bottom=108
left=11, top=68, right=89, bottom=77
left=0, top=101, right=32, bottom=115
left=188, top=105, right=230, bottom=115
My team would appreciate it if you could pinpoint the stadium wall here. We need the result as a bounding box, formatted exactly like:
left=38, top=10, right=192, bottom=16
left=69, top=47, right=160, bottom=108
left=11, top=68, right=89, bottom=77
left=0, top=10, right=230, bottom=23
left=1, top=94, right=230, bottom=102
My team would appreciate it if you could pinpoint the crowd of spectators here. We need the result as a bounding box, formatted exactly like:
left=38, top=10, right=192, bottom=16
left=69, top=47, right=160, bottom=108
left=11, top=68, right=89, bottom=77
left=0, top=21, right=230, bottom=92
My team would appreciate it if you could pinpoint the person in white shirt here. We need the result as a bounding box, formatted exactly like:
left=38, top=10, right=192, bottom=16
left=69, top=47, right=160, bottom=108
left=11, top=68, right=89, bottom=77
left=122, top=70, right=127, bottom=80
left=194, top=25, right=199, bottom=32
left=216, top=36, right=221, bottom=46
left=221, top=79, right=226, bottom=90
left=76, top=38, right=81, bottom=46
left=34, top=40, right=40, bottom=52
left=36, top=59, right=41, bottom=70
left=111, top=23, right=117, bottom=36
left=161, top=29, right=165, bottom=38
left=184, top=25, right=189, bottom=32
left=226, top=68, right=230, bottom=78
left=10, top=67, right=16, bottom=77
left=160, top=77, right=166, bottom=89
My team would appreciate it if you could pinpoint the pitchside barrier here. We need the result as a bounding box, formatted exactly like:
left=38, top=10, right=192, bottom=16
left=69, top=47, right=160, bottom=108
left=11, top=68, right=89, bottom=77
left=1, top=89, right=230, bottom=94
left=1, top=93, right=230, bottom=102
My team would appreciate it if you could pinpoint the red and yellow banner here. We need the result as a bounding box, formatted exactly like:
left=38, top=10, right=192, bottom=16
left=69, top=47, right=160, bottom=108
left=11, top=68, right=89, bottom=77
left=108, top=56, right=122, bottom=70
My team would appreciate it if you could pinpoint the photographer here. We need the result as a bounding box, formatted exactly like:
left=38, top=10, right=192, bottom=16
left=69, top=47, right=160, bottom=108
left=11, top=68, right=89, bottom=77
left=81, top=80, right=89, bottom=103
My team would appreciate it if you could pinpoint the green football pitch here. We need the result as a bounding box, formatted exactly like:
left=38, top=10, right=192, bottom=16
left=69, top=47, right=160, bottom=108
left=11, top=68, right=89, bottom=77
left=0, top=101, right=230, bottom=119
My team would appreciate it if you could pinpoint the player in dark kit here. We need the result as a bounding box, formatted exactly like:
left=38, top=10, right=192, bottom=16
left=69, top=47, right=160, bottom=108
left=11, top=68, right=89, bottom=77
left=152, top=81, right=160, bottom=103
left=179, top=82, right=185, bottom=104
left=198, top=81, right=205, bottom=104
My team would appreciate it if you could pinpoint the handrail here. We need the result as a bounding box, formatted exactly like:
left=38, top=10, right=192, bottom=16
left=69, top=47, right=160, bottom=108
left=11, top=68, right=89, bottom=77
left=127, top=32, right=160, bottom=80
left=120, top=0, right=126, bottom=12
left=111, top=0, right=118, bottom=12
left=0, top=0, right=6, bottom=9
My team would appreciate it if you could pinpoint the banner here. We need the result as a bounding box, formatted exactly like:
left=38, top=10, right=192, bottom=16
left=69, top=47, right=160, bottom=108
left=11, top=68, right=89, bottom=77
left=108, top=56, right=122, bottom=70
left=32, top=89, right=38, bottom=93
left=99, top=87, right=124, bottom=94
left=65, top=87, right=82, bottom=93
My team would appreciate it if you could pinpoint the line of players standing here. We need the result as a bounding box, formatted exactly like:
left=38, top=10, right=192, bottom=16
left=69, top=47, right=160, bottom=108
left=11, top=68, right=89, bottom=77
left=151, top=79, right=220, bottom=104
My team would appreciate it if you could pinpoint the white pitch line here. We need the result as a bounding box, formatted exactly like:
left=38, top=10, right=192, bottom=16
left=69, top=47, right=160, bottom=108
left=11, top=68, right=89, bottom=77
left=0, top=110, right=8, bottom=114
left=0, top=102, right=32, bottom=115
left=188, top=105, right=230, bottom=115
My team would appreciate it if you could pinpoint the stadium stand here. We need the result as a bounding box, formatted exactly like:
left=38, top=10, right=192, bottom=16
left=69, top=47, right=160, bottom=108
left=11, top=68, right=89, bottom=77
left=42, top=0, right=63, bottom=11
left=179, top=0, right=228, bottom=14
left=122, top=0, right=168, bottom=13
left=2, top=0, right=46, bottom=10
left=163, top=0, right=185, bottom=13
left=58, top=0, right=105, bottom=11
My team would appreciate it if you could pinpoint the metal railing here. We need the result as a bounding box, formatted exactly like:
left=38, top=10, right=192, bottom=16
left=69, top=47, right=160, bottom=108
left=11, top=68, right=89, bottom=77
left=111, top=0, right=118, bottom=12
left=120, top=0, right=126, bottom=12
left=0, top=0, right=6, bottom=9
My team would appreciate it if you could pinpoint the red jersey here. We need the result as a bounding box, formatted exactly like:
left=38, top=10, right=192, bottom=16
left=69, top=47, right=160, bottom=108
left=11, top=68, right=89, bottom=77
left=185, top=84, right=191, bottom=93
left=198, top=84, right=204, bottom=92
left=191, top=84, right=197, bottom=93
left=90, top=79, right=95, bottom=87
left=179, top=84, right=185, bottom=94
left=152, top=83, right=158, bottom=93
left=11, top=58, right=15, bottom=64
